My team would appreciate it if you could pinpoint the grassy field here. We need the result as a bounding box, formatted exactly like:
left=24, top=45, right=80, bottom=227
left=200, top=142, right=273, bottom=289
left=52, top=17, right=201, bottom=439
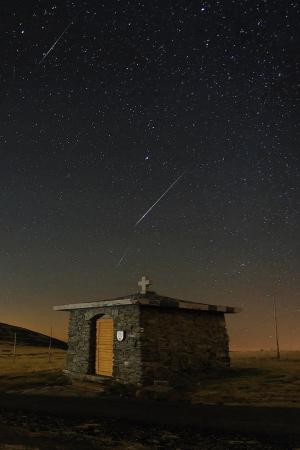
left=0, top=341, right=66, bottom=374
left=0, top=343, right=299, bottom=407
left=189, top=351, right=300, bottom=407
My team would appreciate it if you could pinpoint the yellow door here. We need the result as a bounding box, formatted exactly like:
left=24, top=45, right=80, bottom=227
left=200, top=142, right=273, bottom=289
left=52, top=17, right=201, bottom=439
left=96, top=317, right=114, bottom=376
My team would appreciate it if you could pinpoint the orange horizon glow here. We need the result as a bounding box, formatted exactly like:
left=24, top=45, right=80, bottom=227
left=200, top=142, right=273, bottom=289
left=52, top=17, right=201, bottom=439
left=2, top=304, right=300, bottom=352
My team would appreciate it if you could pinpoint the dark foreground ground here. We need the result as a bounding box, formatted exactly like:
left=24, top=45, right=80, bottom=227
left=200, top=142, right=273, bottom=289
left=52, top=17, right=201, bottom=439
left=0, top=393, right=299, bottom=449
left=0, top=351, right=299, bottom=449
left=0, top=411, right=296, bottom=450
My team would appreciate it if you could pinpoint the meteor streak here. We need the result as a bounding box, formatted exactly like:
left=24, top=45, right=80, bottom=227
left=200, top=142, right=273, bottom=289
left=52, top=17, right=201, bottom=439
left=39, top=18, right=75, bottom=65
left=116, top=159, right=224, bottom=267
left=135, top=172, right=185, bottom=226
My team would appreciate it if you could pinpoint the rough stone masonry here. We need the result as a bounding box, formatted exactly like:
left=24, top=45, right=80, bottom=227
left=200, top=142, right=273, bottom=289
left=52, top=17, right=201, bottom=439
left=53, top=278, right=240, bottom=386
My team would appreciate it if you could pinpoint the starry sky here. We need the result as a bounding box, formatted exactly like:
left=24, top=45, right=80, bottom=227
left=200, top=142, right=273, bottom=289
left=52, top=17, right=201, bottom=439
left=1, top=0, right=299, bottom=350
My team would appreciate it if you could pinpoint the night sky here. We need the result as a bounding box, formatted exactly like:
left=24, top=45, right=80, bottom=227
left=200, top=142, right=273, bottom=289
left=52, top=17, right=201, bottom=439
left=1, top=1, right=299, bottom=350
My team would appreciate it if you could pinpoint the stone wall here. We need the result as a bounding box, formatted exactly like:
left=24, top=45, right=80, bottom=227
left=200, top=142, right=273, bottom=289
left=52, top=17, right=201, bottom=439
left=139, top=307, right=230, bottom=385
left=66, top=304, right=230, bottom=386
left=66, top=305, right=142, bottom=384
left=67, top=310, right=90, bottom=374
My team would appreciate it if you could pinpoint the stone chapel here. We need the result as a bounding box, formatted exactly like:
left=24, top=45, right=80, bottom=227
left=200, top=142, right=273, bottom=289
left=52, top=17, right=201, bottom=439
left=53, top=276, right=240, bottom=385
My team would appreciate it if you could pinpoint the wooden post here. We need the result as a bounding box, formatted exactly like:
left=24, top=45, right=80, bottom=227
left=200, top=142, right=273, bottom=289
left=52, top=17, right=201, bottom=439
left=13, top=332, right=17, bottom=362
left=273, top=296, right=280, bottom=360
left=48, top=326, right=52, bottom=363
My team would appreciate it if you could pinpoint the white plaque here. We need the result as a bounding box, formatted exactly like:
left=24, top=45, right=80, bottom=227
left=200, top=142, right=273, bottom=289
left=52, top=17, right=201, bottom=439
left=117, top=330, right=125, bottom=341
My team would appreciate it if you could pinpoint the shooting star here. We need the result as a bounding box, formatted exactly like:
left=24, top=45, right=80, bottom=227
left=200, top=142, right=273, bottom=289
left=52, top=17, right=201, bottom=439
left=116, top=172, right=185, bottom=267
left=39, top=18, right=76, bottom=65
left=135, top=172, right=185, bottom=226
left=116, top=158, right=226, bottom=267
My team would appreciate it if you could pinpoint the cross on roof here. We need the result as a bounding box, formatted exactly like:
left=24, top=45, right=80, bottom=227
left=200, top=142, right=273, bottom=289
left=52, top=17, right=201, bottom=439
left=138, top=276, right=151, bottom=294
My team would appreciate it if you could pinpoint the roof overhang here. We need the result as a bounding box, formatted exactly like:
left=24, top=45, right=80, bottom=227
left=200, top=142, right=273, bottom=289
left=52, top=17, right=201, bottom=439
left=53, top=298, right=241, bottom=314
left=53, top=299, right=134, bottom=311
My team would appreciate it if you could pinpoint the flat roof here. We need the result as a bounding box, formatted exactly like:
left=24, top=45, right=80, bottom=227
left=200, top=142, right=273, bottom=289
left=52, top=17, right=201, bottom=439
left=53, top=291, right=241, bottom=314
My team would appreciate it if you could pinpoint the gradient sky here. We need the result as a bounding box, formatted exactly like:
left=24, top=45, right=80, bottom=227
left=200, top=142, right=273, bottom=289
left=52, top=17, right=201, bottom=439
left=1, top=0, right=299, bottom=350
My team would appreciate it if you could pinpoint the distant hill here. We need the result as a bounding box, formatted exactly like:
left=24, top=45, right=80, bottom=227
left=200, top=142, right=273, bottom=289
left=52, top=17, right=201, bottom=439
left=0, top=323, right=67, bottom=349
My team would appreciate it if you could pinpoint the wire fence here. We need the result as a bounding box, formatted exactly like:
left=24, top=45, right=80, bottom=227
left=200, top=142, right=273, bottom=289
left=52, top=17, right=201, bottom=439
left=0, top=328, right=67, bottom=365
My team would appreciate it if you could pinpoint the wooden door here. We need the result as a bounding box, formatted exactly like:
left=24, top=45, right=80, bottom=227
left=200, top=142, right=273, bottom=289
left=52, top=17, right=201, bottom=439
left=95, top=317, right=114, bottom=376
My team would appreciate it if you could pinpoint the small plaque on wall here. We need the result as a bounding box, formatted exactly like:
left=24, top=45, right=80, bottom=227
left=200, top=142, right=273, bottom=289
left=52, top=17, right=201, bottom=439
left=117, top=330, right=125, bottom=341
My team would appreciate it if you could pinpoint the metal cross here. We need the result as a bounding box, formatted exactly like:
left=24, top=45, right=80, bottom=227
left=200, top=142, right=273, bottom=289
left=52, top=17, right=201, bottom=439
left=138, top=276, right=151, bottom=294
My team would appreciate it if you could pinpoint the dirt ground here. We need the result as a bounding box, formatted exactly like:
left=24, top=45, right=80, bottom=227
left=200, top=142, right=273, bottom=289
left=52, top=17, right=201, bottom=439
left=0, top=410, right=292, bottom=450
left=0, top=347, right=299, bottom=449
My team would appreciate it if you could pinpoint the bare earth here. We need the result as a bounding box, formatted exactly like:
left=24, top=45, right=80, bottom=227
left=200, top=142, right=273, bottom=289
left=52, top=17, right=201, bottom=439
left=0, top=345, right=299, bottom=449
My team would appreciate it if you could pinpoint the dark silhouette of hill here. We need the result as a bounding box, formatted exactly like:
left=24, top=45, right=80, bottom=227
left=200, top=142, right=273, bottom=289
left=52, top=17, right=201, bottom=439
left=0, top=323, right=67, bottom=349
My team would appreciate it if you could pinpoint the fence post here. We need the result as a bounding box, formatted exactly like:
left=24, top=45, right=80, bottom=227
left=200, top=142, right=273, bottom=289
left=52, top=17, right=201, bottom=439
left=48, top=326, right=52, bottom=363
left=13, top=332, right=17, bottom=362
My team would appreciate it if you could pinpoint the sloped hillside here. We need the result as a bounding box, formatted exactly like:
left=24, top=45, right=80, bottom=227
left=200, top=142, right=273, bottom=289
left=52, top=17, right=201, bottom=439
left=0, top=323, right=67, bottom=349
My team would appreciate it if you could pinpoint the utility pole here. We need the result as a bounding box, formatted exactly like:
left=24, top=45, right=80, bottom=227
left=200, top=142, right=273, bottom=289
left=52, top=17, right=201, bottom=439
left=273, top=296, right=280, bottom=360
left=48, top=326, right=52, bottom=363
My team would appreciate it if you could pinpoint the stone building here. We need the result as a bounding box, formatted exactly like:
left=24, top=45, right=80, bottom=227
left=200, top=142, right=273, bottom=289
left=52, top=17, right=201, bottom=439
left=53, top=276, right=240, bottom=385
